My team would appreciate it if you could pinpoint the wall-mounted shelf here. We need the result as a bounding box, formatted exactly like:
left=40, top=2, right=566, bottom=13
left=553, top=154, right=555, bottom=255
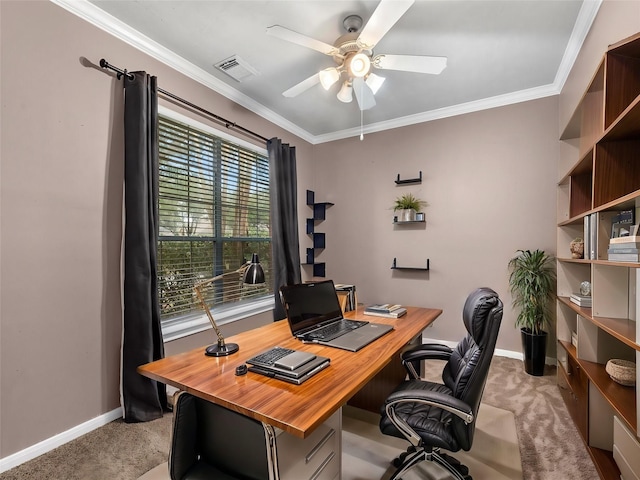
left=395, top=171, right=422, bottom=185
left=303, top=190, right=333, bottom=277
left=391, top=258, right=430, bottom=271
left=393, top=216, right=425, bottom=224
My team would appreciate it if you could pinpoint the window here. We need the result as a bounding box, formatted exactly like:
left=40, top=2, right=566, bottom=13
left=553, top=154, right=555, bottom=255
left=157, top=108, right=272, bottom=340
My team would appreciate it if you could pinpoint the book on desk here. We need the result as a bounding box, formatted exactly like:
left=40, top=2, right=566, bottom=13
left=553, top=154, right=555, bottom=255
left=364, top=304, right=407, bottom=318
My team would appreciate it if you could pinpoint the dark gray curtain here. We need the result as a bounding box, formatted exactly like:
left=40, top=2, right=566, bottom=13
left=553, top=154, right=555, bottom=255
left=122, top=71, right=166, bottom=422
left=268, top=138, right=301, bottom=321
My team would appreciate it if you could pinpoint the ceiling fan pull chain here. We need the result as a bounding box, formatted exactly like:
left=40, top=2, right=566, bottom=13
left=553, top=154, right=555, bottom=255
left=360, top=105, right=364, bottom=141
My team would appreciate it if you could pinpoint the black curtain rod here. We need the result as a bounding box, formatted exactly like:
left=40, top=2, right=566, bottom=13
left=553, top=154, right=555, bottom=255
left=99, top=59, right=269, bottom=144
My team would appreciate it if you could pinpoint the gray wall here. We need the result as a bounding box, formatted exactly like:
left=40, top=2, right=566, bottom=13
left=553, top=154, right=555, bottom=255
left=1, top=0, right=638, bottom=466
left=310, top=97, right=558, bottom=354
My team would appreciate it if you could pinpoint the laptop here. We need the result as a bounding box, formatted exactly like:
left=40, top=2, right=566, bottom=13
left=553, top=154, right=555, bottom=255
left=279, top=280, right=394, bottom=352
left=247, top=346, right=330, bottom=385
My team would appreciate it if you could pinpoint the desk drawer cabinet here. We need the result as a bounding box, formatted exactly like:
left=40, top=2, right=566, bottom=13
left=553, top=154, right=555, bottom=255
left=277, top=409, right=341, bottom=480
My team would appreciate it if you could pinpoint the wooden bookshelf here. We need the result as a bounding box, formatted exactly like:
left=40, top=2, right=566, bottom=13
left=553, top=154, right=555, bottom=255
left=557, top=32, right=640, bottom=480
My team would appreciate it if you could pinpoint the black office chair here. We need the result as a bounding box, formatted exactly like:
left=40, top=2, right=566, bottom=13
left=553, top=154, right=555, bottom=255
left=379, top=287, right=503, bottom=480
left=169, top=391, right=278, bottom=480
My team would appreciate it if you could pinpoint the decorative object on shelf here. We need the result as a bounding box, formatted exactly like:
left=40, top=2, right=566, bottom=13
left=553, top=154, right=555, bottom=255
left=508, top=249, right=556, bottom=376
left=570, top=237, right=584, bottom=259
left=391, top=258, right=430, bottom=271
left=605, top=359, right=636, bottom=386
left=570, top=293, right=591, bottom=307
left=193, top=254, right=265, bottom=357
left=304, top=190, right=333, bottom=277
left=393, top=193, right=427, bottom=222
left=579, top=280, right=591, bottom=296
left=395, top=171, right=422, bottom=185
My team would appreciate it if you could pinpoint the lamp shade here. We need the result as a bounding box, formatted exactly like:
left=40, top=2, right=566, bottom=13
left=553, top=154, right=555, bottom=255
left=337, top=82, right=353, bottom=103
left=243, top=253, right=265, bottom=285
left=365, top=73, right=385, bottom=94
left=319, top=68, right=340, bottom=90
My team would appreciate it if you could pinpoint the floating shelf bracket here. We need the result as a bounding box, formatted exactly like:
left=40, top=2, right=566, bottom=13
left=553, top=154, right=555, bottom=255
left=395, top=171, right=422, bottom=185
left=391, top=258, right=430, bottom=271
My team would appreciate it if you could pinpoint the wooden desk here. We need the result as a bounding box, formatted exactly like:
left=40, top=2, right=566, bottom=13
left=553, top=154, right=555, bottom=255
left=138, top=306, right=441, bottom=439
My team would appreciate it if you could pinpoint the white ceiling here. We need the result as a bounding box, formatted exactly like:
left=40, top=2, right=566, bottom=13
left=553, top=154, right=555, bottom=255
left=64, top=0, right=600, bottom=144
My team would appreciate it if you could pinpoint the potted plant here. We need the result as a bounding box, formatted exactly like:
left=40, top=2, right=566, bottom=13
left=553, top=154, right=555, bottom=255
left=508, top=249, right=556, bottom=376
left=393, top=193, right=427, bottom=222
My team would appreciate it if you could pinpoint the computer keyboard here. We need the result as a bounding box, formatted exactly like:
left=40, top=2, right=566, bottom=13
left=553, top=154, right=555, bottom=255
left=307, top=319, right=365, bottom=340
left=248, top=346, right=295, bottom=366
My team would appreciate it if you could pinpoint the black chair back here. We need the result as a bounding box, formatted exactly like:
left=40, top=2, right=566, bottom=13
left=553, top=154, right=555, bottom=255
left=441, top=287, right=503, bottom=450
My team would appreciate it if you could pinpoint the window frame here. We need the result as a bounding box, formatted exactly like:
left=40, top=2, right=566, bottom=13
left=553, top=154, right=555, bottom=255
left=157, top=105, right=274, bottom=342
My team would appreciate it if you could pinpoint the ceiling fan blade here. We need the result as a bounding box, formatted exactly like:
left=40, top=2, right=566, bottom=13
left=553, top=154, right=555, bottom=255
left=282, top=73, right=320, bottom=98
left=353, top=77, right=376, bottom=111
left=266, top=25, right=339, bottom=56
left=357, top=0, right=414, bottom=50
left=373, top=54, right=447, bottom=74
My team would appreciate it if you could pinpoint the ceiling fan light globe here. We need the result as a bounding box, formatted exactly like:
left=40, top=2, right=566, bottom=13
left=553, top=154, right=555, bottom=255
left=350, top=53, right=371, bottom=78
left=319, top=68, right=340, bottom=90
left=337, top=82, right=353, bottom=103
left=365, top=73, right=385, bottom=94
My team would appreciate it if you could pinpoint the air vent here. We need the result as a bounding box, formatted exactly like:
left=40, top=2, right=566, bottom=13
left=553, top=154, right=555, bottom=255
left=214, top=55, right=259, bottom=82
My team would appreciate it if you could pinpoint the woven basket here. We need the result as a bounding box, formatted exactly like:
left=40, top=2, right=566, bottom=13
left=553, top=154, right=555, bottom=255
left=605, top=359, right=636, bottom=386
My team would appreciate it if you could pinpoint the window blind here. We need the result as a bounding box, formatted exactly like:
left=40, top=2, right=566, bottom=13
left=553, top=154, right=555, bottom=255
left=157, top=115, right=271, bottom=322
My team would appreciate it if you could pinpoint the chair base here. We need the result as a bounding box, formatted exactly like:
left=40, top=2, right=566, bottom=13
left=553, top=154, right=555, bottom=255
left=390, top=446, right=472, bottom=480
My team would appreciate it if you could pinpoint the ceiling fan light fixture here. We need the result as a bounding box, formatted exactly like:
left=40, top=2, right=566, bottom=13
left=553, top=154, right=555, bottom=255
left=350, top=53, right=371, bottom=78
left=365, top=73, right=385, bottom=94
left=319, top=68, right=340, bottom=90
left=337, top=82, right=353, bottom=103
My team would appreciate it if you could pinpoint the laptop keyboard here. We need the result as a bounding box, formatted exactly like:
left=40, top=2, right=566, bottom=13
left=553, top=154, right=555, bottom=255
left=248, top=346, right=295, bottom=366
left=307, top=319, right=366, bottom=341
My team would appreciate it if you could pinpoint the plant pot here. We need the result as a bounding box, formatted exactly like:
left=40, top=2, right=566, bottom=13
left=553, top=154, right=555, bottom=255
left=398, top=208, right=416, bottom=222
left=521, top=328, right=547, bottom=376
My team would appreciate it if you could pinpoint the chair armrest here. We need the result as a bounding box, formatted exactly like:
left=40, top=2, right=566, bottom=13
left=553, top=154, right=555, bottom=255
left=402, top=344, right=453, bottom=363
left=385, top=388, right=474, bottom=424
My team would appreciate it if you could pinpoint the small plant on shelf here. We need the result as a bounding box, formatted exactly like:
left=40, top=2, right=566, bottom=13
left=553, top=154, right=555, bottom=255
left=393, top=193, right=427, bottom=222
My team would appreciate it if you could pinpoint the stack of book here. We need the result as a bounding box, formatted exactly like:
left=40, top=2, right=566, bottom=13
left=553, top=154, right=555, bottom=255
left=364, top=304, right=407, bottom=318
left=570, top=293, right=592, bottom=307
left=608, top=231, right=640, bottom=262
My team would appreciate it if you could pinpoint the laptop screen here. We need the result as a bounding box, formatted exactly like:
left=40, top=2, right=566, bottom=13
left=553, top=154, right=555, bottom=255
left=279, top=280, right=344, bottom=335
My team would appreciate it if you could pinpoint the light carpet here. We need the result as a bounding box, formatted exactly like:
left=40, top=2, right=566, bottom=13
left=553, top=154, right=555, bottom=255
left=140, top=403, right=521, bottom=480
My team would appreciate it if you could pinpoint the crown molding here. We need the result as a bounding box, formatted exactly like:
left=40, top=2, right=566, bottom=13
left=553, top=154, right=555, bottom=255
left=553, top=0, right=603, bottom=91
left=51, top=0, right=598, bottom=145
left=315, top=83, right=560, bottom=143
left=50, top=0, right=316, bottom=144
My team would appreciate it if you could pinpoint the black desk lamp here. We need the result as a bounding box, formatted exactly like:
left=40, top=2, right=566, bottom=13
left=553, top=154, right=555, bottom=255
left=193, top=254, right=265, bottom=357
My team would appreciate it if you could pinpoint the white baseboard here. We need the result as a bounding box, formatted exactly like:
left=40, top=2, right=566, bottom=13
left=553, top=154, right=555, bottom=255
left=422, top=337, right=557, bottom=365
left=0, top=407, right=123, bottom=473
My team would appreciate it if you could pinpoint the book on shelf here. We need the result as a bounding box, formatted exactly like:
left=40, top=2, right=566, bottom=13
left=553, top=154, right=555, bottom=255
left=608, top=253, right=640, bottom=262
left=364, top=307, right=407, bottom=318
left=608, top=247, right=640, bottom=254
left=570, top=293, right=592, bottom=307
left=609, top=235, right=640, bottom=245
left=584, top=215, right=590, bottom=261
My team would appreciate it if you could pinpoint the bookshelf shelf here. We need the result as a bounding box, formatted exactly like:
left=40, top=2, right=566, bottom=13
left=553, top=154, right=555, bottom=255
left=556, top=32, right=640, bottom=480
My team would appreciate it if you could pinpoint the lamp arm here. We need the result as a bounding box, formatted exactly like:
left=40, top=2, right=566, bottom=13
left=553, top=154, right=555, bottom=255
left=193, top=263, right=250, bottom=345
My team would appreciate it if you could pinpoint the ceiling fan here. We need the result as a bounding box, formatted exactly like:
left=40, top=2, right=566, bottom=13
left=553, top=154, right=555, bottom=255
left=266, top=0, right=447, bottom=111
